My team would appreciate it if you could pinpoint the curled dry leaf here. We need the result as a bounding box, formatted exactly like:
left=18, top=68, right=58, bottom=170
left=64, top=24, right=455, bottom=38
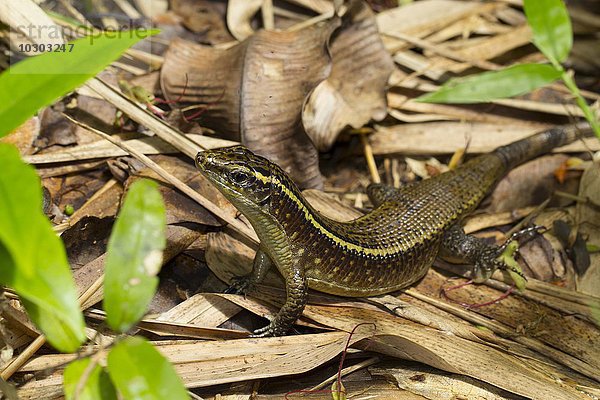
left=303, top=0, right=395, bottom=151
left=226, top=0, right=263, bottom=41
left=161, top=21, right=340, bottom=189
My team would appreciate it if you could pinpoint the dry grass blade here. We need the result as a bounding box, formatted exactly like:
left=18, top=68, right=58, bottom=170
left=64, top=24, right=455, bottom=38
left=370, top=122, right=599, bottom=155
left=63, top=115, right=258, bottom=244
left=24, top=133, right=237, bottom=165
left=376, top=0, right=493, bottom=45
left=156, top=293, right=243, bottom=326
left=19, top=331, right=372, bottom=397
left=84, top=78, right=204, bottom=159
left=302, top=304, right=589, bottom=400
left=0, top=0, right=65, bottom=52
left=366, top=295, right=484, bottom=344
left=1, top=275, right=103, bottom=380
left=406, top=287, right=600, bottom=383
left=370, top=362, right=517, bottom=400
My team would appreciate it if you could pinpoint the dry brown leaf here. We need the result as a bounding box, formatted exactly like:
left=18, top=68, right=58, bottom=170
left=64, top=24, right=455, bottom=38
left=226, top=0, right=262, bottom=41
left=161, top=20, right=339, bottom=189
left=487, top=154, right=575, bottom=213
left=0, top=117, right=38, bottom=155
left=387, top=92, right=537, bottom=126
left=136, top=319, right=249, bottom=340
left=304, top=189, right=363, bottom=220
left=416, top=271, right=600, bottom=375
left=303, top=0, right=394, bottom=151
left=136, top=155, right=225, bottom=227
left=519, top=233, right=573, bottom=284
left=72, top=225, right=203, bottom=310
left=370, top=122, right=599, bottom=156
left=576, top=160, right=600, bottom=296
left=366, top=295, right=484, bottom=344
left=425, top=24, right=532, bottom=74
left=133, top=0, right=168, bottom=18
left=370, top=362, right=515, bottom=400
left=205, top=231, right=282, bottom=288
left=303, top=304, right=590, bottom=400
left=20, top=330, right=372, bottom=397
left=376, top=0, right=492, bottom=51
left=463, top=206, right=537, bottom=234
left=156, top=293, right=242, bottom=326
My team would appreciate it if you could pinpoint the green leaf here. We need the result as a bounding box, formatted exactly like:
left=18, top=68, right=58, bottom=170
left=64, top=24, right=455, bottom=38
left=0, top=144, right=85, bottom=352
left=331, top=380, right=347, bottom=400
left=416, top=64, right=562, bottom=104
left=64, top=358, right=117, bottom=400
left=523, top=0, right=572, bottom=65
left=107, top=337, right=189, bottom=400
left=104, top=179, right=166, bottom=333
left=498, top=241, right=527, bottom=292
left=0, top=29, right=159, bottom=138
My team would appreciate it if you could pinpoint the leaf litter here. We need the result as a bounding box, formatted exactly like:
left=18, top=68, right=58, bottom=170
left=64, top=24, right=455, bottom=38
left=1, top=0, right=599, bottom=399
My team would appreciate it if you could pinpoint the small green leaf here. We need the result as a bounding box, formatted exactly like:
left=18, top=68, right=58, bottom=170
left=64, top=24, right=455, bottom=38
left=523, top=0, right=572, bottom=65
left=107, top=337, right=189, bottom=400
left=64, top=358, right=117, bottom=400
left=104, top=179, right=166, bottom=333
left=416, top=64, right=561, bottom=104
left=331, top=380, right=347, bottom=400
left=0, top=144, right=85, bottom=352
left=0, top=29, right=159, bottom=138
left=586, top=244, right=600, bottom=253
left=498, top=241, right=527, bottom=292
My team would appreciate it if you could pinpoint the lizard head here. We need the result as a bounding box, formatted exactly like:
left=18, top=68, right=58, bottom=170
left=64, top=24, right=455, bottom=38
left=195, top=146, right=274, bottom=215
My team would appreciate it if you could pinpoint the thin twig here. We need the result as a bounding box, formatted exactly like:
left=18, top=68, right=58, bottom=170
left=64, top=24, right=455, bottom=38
left=62, top=114, right=259, bottom=245
left=0, top=274, right=105, bottom=381
left=261, top=0, right=274, bottom=30
left=360, top=134, right=381, bottom=184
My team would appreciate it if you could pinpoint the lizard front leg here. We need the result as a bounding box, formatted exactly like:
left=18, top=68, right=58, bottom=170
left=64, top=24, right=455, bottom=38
left=251, top=260, right=308, bottom=337
left=227, top=246, right=273, bottom=294
left=439, top=225, right=503, bottom=282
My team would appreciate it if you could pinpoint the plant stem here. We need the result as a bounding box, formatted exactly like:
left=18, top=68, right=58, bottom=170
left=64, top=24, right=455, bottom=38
left=560, top=69, right=600, bottom=138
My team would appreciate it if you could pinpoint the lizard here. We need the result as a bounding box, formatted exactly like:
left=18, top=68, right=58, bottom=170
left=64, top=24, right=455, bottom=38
left=195, top=125, right=586, bottom=336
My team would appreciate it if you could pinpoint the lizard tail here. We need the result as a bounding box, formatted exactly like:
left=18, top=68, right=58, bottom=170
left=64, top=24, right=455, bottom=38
left=494, top=124, right=591, bottom=170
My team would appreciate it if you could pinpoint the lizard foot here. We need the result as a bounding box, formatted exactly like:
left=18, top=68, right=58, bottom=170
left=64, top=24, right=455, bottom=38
left=471, top=226, right=541, bottom=283
left=496, top=225, right=544, bottom=255
left=224, top=275, right=255, bottom=295
left=249, top=318, right=292, bottom=337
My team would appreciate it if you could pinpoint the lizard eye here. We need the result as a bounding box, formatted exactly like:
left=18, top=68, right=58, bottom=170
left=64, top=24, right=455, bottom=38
left=229, top=169, right=254, bottom=186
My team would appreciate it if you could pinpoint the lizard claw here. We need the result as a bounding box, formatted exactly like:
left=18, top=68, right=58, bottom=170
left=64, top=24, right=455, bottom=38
left=497, top=225, right=544, bottom=255
left=472, top=226, right=541, bottom=283
left=249, top=319, right=290, bottom=337
left=224, top=275, right=254, bottom=295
